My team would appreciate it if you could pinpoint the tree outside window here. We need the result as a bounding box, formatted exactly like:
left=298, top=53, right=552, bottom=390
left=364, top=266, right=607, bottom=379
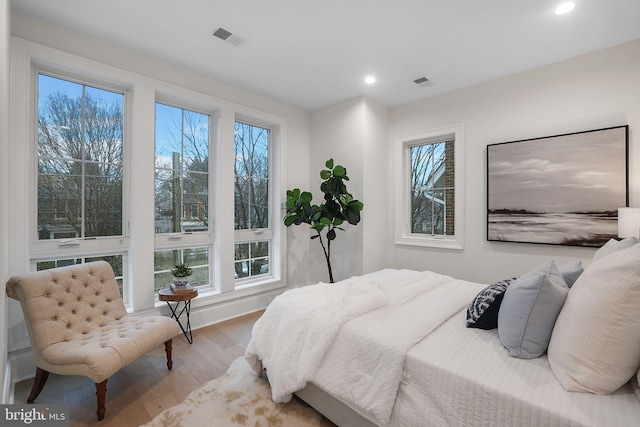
left=37, top=74, right=124, bottom=240
left=410, top=140, right=455, bottom=236
left=234, top=121, right=270, bottom=280
left=155, top=103, right=209, bottom=234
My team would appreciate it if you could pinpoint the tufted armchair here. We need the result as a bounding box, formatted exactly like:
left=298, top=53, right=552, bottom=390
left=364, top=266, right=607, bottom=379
left=6, top=261, right=181, bottom=420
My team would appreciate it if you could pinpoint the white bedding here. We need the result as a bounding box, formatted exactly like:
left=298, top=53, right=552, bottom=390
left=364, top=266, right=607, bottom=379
left=391, top=309, right=640, bottom=427
left=248, top=269, right=640, bottom=427
left=312, top=271, right=484, bottom=425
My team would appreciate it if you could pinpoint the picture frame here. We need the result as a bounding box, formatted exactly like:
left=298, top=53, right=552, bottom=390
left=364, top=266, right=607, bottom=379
left=487, top=125, right=628, bottom=247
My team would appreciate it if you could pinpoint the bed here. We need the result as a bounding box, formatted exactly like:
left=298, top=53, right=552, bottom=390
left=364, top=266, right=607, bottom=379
left=245, top=240, right=640, bottom=427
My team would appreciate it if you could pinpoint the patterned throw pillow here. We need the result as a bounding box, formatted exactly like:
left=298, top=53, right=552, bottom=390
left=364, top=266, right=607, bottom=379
left=466, top=277, right=517, bottom=330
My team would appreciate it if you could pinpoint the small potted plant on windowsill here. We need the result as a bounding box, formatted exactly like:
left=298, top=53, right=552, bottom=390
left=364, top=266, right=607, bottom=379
left=171, top=263, right=193, bottom=287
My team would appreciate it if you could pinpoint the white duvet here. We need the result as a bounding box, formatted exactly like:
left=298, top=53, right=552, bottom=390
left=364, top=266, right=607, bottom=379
left=245, top=269, right=484, bottom=426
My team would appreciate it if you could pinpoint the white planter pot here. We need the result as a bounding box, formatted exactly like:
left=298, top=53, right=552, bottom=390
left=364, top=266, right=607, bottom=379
left=173, top=276, right=190, bottom=287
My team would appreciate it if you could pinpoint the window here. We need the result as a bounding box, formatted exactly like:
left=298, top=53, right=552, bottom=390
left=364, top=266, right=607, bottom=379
left=234, top=121, right=271, bottom=284
left=37, top=73, right=124, bottom=241
left=410, top=141, right=454, bottom=235
left=154, top=103, right=209, bottom=234
left=154, top=102, right=212, bottom=292
left=234, top=241, right=270, bottom=279
left=33, top=72, right=129, bottom=300
left=153, top=247, right=209, bottom=293
left=395, top=125, right=464, bottom=249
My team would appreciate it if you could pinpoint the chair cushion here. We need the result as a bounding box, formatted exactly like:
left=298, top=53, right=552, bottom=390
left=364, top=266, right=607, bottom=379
left=41, top=315, right=180, bottom=383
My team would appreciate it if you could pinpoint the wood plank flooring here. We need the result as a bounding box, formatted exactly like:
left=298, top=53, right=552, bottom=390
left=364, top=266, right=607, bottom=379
left=12, top=310, right=334, bottom=427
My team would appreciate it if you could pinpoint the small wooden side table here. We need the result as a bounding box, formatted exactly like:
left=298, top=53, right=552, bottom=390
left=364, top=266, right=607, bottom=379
left=159, top=287, right=198, bottom=344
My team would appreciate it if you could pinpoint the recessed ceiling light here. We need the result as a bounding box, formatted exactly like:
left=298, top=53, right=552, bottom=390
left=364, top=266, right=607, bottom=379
left=555, top=2, right=575, bottom=15
left=364, top=76, right=376, bottom=84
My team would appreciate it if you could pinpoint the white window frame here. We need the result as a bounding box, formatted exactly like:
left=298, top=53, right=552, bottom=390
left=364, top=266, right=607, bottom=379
left=10, top=37, right=288, bottom=320
left=27, top=67, right=132, bottom=295
left=153, top=98, right=217, bottom=293
left=233, top=114, right=283, bottom=289
left=395, top=124, right=465, bottom=250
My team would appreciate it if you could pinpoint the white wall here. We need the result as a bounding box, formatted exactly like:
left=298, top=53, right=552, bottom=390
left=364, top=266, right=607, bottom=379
left=362, top=98, right=389, bottom=273
left=0, top=0, right=10, bottom=403
left=309, top=97, right=366, bottom=283
left=387, top=38, right=640, bottom=284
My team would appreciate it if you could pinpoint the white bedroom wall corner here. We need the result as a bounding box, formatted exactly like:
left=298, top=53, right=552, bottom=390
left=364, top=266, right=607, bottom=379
left=0, top=0, right=9, bottom=403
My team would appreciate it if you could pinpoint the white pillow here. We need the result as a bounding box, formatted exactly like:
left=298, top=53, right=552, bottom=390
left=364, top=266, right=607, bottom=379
left=548, top=243, right=640, bottom=394
left=592, top=237, right=638, bottom=262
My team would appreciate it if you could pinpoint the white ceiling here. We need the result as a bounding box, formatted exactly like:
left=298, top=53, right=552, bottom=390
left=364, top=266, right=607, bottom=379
left=11, top=0, right=640, bottom=111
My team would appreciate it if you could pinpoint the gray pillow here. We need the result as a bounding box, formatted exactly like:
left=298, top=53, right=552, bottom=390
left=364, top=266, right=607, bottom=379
left=498, top=261, right=569, bottom=359
left=558, top=260, right=583, bottom=288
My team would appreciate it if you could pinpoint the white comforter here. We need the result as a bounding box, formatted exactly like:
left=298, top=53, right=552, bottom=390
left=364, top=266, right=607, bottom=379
left=245, top=269, right=485, bottom=426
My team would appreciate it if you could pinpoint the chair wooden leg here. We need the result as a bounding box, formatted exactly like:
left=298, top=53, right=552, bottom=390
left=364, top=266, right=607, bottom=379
left=27, top=367, right=50, bottom=403
left=95, top=379, right=107, bottom=421
left=164, top=339, right=173, bottom=370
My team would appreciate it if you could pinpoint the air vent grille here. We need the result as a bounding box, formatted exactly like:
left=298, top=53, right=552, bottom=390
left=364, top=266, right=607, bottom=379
left=213, top=27, right=233, bottom=41
left=212, top=27, right=246, bottom=47
left=413, top=76, right=432, bottom=87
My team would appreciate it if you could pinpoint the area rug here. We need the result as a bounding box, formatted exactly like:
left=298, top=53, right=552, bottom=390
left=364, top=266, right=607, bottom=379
left=143, top=357, right=323, bottom=427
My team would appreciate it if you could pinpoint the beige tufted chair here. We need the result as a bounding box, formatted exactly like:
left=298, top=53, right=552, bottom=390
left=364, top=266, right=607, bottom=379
left=6, top=261, right=181, bottom=421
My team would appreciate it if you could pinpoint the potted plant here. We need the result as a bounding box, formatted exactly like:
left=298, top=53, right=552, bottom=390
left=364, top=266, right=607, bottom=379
left=171, top=263, right=193, bottom=287
left=283, top=159, right=364, bottom=283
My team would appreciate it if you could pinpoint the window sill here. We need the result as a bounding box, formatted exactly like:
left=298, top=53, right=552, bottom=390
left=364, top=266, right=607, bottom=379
left=395, top=235, right=463, bottom=250
left=153, top=278, right=287, bottom=310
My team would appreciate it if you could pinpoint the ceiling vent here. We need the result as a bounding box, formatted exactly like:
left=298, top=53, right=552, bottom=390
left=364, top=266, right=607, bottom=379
left=212, top=27, right=246, bottom=47
left=413, top=76, right=432, bottom=87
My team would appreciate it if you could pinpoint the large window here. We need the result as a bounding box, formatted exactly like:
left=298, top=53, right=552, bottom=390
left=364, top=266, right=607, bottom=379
left=396, top=125, right=464, bottom=249
left=33, top=72, right=127, bottom=299
left=37, top=73, right=124, bottom=240
left=154, top=102, right=211, bottom=292
left=154, top=103, right=209, bottom=234
left=14, top=41, right=286, bottom=325
left=234, top=121, right=271, bottom=284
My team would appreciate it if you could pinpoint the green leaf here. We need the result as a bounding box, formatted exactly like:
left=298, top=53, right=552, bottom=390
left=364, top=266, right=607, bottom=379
left=325, top=159, right=334, bottom=169
left=312, top=223, right=326, bottom=233
left=320, top=170, right=331, bottom=180
left=301, top=191, right=313, bottom=204
left=287, top=188, right=300, bottom=198
left=333, top=165, right=346, bottom=177
left=327, top=228, right=336, bottom=240
left=284, top=215, right=297, bottom=227
left=319, top=216, right=332, bottom=225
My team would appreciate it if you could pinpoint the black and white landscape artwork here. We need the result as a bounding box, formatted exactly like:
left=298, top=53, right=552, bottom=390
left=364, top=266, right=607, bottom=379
left=487, top=126, right=628, bottom=247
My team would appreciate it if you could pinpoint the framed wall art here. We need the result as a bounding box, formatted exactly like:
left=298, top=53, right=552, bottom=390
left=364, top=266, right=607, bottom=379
left=487, top=125, right=628, bottom=247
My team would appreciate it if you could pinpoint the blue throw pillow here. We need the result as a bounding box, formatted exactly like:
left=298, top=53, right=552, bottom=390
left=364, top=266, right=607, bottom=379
left=498, top=261, right=569, bottom=359
left=558, top=260, right=583, bottom=288
left=466, top=277, right=517, bottom=330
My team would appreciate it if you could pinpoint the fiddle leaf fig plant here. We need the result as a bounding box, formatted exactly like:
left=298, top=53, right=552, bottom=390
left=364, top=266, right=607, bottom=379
left=284, top=159, right=364, bottom=283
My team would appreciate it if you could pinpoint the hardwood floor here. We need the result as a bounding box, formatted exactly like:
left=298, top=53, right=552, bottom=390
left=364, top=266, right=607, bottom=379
left=13, top=310, right=333, bottom=427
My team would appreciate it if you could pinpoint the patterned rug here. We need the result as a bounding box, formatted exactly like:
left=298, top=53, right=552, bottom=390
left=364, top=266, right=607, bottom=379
left=143, top=357, right=323, bottom=427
